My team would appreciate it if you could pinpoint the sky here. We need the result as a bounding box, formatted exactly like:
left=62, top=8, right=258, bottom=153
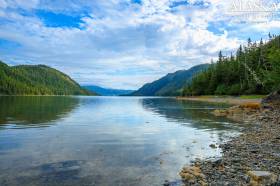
left=0, top=0, right=280, bottom=89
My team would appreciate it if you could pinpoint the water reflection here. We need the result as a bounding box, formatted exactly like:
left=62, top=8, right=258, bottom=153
left=141, top=98, right=239, bottom=130
left=0, top=96, right=79, bottom=128
left=0, top=97, right=241, bottom=186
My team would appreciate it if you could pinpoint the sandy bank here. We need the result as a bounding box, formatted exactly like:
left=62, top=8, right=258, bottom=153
left=177, top=96, right=263, bottom=105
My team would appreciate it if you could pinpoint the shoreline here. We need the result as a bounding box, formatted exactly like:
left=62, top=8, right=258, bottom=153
left=179, top=99, right=280, bottom=185
left=176, top=96, right=263, bottom=105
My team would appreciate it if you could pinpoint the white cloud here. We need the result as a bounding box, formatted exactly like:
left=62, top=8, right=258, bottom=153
left=0, top=0, right=278, bottom=89
left=0, top=0, right=39, bottom=9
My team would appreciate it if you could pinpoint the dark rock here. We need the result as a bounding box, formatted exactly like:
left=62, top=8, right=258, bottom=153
left=213, top=159, right=223, bottom=166
left=262, top=90, right=280, bottom=106
left=250, top=150, right=258, bottom=153
left=163, top=180, right=170, bottom=186
left=209, top=144, right=217, bottom=149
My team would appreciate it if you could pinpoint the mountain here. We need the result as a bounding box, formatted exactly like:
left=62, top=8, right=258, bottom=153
left=130, top=64, right=209, bottom=96
left=0, top=61, right=95, bottom=95
left=83, top=85, right=134, bottom=96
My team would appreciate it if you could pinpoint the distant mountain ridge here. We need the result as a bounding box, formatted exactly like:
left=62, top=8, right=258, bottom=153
left=130, top=64, right=209, bottom=96
left=0, top=61, right=95, bottom=95
left=83, top=85, right=135, bottom=96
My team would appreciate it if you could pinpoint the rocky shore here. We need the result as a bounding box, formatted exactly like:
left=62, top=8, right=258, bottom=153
left=180, top=92, right=280, bottom=185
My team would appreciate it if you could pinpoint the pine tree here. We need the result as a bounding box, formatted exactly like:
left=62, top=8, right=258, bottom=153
left=183, top=34, right=280, bottom=96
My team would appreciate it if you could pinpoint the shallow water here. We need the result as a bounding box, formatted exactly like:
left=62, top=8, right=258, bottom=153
left=0, top=96, right=241, bottom=186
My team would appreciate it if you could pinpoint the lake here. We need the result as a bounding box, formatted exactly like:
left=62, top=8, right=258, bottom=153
left=0, top=96, right=241, bottom=186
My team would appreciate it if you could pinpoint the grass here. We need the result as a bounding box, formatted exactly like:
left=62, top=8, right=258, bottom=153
left=239, top=95, right=266, bottom=99
left=184, top=95, right=266, bottom=99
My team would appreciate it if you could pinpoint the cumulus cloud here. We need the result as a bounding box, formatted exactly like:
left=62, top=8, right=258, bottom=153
left=0, top=0, right=279, bottom=89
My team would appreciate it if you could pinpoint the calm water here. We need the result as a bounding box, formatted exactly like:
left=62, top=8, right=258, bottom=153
left=0, top=96, right=241, bottom=186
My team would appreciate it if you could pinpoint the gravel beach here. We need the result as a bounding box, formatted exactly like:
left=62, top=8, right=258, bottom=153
left=180, top=96, right=280, bottom=185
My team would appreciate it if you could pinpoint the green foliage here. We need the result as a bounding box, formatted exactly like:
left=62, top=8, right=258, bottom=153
left=0, top=61, right=94, bottom=95
left=228, top=84, right=241, bottom=95
left=183, top=34, right=280, bottom=96
left=215, top=85, right=228, bottom=95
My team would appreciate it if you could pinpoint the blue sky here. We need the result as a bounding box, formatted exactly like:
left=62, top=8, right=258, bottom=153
left=0, top=0, right=279, bottom=89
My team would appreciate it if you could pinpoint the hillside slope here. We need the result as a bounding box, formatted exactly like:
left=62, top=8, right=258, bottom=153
left=83, top=85, right=134, bottom=96
left=0, top=61, right=95, bottom=95
left=130, top=64, right=209, bottom=96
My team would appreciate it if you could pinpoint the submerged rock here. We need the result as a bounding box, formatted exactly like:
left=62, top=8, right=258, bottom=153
left=213, top=109, right=228, bottom=117
left=212, top=104, right=260, bottom=122
left=180, top=166, right=207, bottom=185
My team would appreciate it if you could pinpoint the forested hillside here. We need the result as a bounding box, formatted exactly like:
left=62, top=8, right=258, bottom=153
left=130, top=64, right=209, bottom=96
left=0, top=61, right=94, bottom=95
left=183, top=34, right=280, bottom=96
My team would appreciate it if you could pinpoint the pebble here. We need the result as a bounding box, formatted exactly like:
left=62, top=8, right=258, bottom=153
left=180, top=104, right=280, bottom=185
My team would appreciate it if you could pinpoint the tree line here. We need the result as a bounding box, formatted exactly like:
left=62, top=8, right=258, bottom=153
left=183, top=33, right=280, bottom=96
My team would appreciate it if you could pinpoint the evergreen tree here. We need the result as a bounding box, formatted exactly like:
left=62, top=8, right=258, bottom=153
left=183, top=34, right=280, bottom=96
